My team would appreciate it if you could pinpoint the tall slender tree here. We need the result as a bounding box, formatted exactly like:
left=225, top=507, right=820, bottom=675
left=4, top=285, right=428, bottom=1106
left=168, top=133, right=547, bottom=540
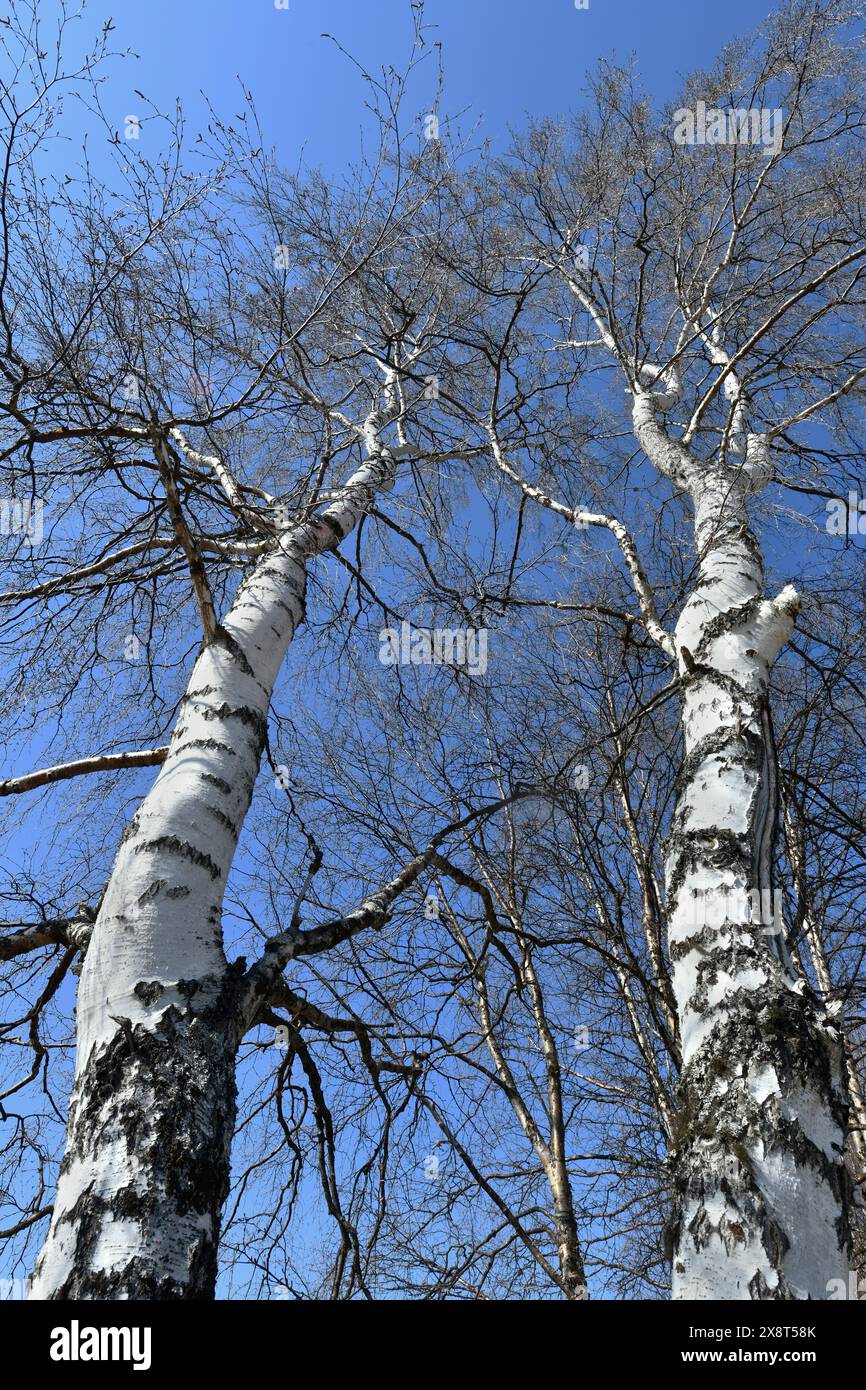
left=0, top=0, right=864, bottom=1304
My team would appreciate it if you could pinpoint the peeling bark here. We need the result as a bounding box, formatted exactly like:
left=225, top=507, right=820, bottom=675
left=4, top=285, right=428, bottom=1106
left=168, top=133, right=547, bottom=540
left=29, top=980, right=241, bottom=1299
left=30, top=436, right=400, bottom=1299
left=665, top=464, right=852, bottom=1300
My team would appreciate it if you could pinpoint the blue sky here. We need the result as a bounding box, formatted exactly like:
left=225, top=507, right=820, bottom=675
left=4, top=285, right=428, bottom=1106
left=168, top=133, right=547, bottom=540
left=75, top=0, right=772, bottom=172
left=2, top=0, right=806, bottom=1298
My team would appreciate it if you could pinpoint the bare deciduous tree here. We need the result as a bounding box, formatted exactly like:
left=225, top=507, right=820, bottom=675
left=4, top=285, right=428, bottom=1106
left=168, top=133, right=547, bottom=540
left=1, top=0, right=865, bottom=1305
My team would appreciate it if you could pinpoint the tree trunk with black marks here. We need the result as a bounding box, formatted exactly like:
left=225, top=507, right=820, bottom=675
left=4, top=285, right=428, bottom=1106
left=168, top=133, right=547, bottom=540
left=30, top=440, right=399, bottom=1299
left=665, top=457, right=853, bottom=1299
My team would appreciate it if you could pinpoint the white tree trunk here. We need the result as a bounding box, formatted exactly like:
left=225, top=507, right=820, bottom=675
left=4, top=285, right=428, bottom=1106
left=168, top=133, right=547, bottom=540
left=665, top=462, right=853, bottom=1299
left=30, top=440, right=398, bottom=1299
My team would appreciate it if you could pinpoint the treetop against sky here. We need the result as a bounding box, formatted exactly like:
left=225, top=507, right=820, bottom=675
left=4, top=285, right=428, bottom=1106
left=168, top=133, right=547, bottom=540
left=0, top=0, right=864, bottom=1305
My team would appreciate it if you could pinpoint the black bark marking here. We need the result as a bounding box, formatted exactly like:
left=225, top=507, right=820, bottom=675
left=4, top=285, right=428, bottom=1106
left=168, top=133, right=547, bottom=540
left=35, top=976, right=242, bottom=1300
left=132, top=836, right=223, bottom=881
left=133, top=981, right=164, bottom=1007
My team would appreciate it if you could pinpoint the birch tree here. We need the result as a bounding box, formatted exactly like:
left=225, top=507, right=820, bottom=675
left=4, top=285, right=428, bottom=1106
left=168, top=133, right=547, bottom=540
left=1, top=0, right=865, bottom=1305
left=474, top=0, right=866, bottom=1298
left=0, top=2, right=475, bottom=1297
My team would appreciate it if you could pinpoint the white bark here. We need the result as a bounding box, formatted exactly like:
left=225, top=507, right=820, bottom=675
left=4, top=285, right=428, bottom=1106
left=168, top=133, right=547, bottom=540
left=554, top=239, right=860, bottom=1296
left=663, top=451, right=852, bottom=1300
left=30, top=417, right=402, bottom=1299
